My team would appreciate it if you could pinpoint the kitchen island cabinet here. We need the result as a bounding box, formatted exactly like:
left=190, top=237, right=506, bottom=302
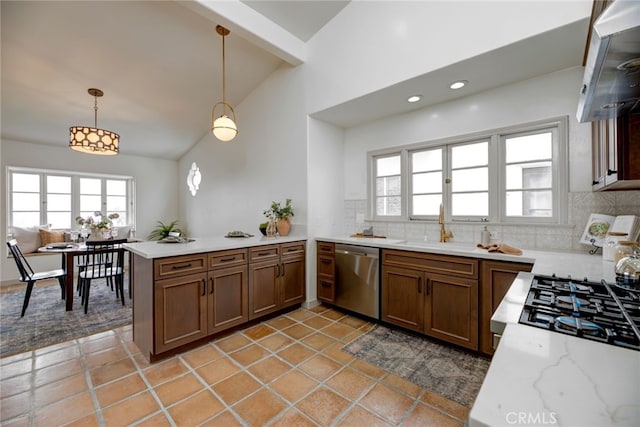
left=381, top=249, right=479, bottom=350
left=128, top=237, right=305, bottom=362
left=249, top=242, right=305, bottom=319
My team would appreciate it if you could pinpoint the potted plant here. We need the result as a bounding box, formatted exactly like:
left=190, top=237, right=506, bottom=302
left=147, top=220, right=183, bottom=241
left=263, top=199, right=294, bottom=236
left=75, top=212, right=119, bottom=240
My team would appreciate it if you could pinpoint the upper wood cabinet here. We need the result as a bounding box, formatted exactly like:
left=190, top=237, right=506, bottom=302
left=591, top=110, right=640, bottom=191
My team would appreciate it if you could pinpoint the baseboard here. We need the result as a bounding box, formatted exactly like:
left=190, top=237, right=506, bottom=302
left=302, top=299, right=320, bottom=309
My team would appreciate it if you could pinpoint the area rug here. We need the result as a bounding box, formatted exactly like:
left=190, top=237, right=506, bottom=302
left=342, top=325, right=490, bottom=407
left=0, top=280, right=131, bottom=358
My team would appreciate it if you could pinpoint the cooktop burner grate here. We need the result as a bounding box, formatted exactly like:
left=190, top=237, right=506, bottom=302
left=519, top=274, right=640, bottom=351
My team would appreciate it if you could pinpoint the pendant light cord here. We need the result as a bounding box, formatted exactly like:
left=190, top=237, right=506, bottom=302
left=221, top=30, right=227, bottom=115
left=94, top=95, right=99, bottom=128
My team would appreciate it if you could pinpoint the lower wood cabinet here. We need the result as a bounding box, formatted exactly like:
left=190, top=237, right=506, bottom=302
left=381, top=249, right=532, bottom=354
left=133, top=241, right=305, bottom=361
left=479, top=260, right=532, bottom=355
left=316, top=241, right=336, bottom=303
left=154, top=272, right=207, bottom=354
left=381, top=249, right=479, bottom=350
left=249, top=242, right=305, bottom=320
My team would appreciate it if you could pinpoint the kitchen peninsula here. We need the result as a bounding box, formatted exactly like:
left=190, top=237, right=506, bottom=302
left=124, top=236, right=306, bottom=362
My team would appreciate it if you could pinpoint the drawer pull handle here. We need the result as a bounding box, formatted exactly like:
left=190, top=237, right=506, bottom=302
left=201, top=279, right=206, bottom=296
left=172, top=263, right=193, bottom=270
left=418, top=277, right=422, bottom=294
left=321, top=259, right=331, bottom=264
left=321, top=281, right=331, bottom=287
left=276, top=264, right=280, bottom=277
left=220, top=257, right=235, bottom=262
left=281, top=262, right=286, bottom=276
left=210, top=277, right=214, bottom=294
left=258, top=251, right=271, bottom=256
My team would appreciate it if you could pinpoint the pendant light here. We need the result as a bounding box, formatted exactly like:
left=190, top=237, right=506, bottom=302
left=211, top=25, right=238, bottom=142
left=69, top=88, right=120, bottom=155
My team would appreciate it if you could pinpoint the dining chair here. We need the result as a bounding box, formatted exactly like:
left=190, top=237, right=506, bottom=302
left=75, top=238, right=124, bottom=297
left=77, top=239, right=127, bottom=313
left=6, top=239, right=66, bottom=317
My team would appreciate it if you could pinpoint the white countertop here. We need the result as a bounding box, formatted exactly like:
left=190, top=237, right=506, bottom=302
left=470, top=323, right=640, bottom=427
left=123, top=234, right=306, bottom=259
left=318, top=235, right=638, bottom=426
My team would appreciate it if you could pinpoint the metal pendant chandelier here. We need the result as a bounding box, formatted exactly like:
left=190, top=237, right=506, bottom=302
left=69, top=88, right=120, bottom=155
left=211, top=25, right=238, bottom=142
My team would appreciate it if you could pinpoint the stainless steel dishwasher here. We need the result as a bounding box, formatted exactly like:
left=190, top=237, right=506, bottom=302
left=334, top=244, right=380, bottom=319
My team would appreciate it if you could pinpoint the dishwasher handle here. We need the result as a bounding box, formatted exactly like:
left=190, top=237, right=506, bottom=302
left=335, top=245, right=379, bottom=259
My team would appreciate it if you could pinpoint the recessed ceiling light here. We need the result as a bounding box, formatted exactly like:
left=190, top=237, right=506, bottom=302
left=449, top=80, right=468, bottom=90
left=407, top=95, right=422, bottom=103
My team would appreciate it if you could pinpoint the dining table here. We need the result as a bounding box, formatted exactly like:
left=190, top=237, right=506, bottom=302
left=37, top=242, right=130, bottom=311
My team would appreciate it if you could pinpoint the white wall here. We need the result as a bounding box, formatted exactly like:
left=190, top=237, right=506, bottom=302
left=342, top=67, right=592, bottom=199
left=306, top=117, right=345, bottom=304
left=179, top=63, right=308, bottom=238
left=1, top=139, right=179, bottom=283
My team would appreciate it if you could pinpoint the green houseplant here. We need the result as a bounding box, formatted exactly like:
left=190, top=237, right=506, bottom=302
left=147, top=220, right=183, bottom=241
left=263, top=199, right=294, bottom=236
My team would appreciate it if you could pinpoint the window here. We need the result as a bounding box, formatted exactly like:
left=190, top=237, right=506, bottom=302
left=369, top=117, right=567, bottom=223
left=374, top=155, right=402, bottom=217
left=7, top=167, right=134, bottom=230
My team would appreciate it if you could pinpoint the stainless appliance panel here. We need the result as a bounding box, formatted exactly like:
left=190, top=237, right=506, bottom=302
left=334, top=244, right=379, bottom=319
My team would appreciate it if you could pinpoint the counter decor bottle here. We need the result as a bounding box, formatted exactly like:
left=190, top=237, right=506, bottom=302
left=480, top=226, right=491, bottom=246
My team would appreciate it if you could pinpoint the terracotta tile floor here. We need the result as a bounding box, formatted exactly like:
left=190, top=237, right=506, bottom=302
left=0, top=305, right=470, bottom=426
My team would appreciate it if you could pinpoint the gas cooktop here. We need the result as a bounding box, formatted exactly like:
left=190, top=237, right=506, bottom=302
left=519, top=274, right=640, bottom=351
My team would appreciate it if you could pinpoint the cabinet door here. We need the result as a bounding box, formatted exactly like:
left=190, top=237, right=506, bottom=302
left=249, top=260, right=279, bottom=319
left=479, top=261, right=532, bottom=354
left=424, top=273, right=478, bottom=351
left=208, top=265, right=248, bottom=334
left=281, top=255, right=305, bottom=307
left=317, top=278, right=335, bottom=303
left=381, top=265, right=424, bottom=333
left=154, top=272, right=207, bottom=353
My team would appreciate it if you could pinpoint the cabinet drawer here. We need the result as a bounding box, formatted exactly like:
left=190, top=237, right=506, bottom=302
left=317, top=241, right=335, bottom=255
left=317, top=255, right=335, bottom=277
left=154, top=254, right=207, bottom=280
left=317, top=278, right=335, bottom=303
left=382, top=249, right=478, bottom=279
left=250, top=245, right=279, bottom=263
left=209, top=248, right=247, bottom=269
left=281, top=242, right=305, bottom=258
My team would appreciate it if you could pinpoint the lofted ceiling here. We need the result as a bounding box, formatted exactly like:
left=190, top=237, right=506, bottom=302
left=1, top=1, right=588, bottom=160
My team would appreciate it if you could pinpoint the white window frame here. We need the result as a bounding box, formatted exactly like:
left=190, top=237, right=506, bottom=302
left=368, top=116, right=569, bottom=224
left=7, top=166, right=136, bottom=231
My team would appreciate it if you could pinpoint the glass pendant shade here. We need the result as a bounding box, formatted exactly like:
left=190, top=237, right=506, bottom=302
left=212, top=115, right=237, bottom=142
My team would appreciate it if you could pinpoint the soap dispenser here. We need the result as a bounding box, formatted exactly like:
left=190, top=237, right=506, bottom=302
left=481, top=226, right=490, bottom=245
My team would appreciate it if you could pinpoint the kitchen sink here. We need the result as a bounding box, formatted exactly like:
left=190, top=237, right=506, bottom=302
left=398, top=241, right=479, bottom=251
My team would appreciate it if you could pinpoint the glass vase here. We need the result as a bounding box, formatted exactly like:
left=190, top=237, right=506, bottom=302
left=266, top=218, right=277, bottom=238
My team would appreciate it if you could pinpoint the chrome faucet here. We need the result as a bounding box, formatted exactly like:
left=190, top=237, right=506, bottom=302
left=439, top=204, right=453, bottom=243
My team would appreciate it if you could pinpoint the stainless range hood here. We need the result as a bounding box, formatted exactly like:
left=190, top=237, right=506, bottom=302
left=577, top=1, right=640, bottom=123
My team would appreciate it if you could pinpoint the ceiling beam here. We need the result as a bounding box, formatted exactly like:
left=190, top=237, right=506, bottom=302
left=181, top=0, right=307, bottom=66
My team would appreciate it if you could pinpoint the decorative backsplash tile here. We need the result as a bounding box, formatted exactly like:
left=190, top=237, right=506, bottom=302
left=344, top=191, right=640, bottom=252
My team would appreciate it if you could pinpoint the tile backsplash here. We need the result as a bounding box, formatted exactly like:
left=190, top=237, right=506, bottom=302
left=344, top=191, right=640, bottom=253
